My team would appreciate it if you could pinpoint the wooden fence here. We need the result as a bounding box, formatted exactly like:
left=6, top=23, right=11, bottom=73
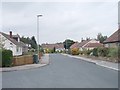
left=13, top=55, right=33, bottom=66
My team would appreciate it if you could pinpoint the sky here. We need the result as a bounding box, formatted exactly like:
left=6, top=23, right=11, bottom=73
left=1, top=0, right=119, bottom=44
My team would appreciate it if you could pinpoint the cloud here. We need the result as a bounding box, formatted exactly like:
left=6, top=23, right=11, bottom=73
left=2, top=2, right=118, bottom=44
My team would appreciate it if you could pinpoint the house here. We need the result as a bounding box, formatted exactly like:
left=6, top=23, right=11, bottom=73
left=70, top=42, right=80, bottom=49
left=41, top=43, right=65, bottom=52
left=0, top=31, right=28, bottom=56
left=79, top=39, right=103, bottom=50
left=70, top=39, right=103, bottom=51
left=103, top=29, right=120, bottom=48
left=55, top=43, right=65, bottom=52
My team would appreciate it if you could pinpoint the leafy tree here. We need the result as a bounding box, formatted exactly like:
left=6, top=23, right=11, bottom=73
left=63, top=39, right=75, bottom=49
left=30, top=36, right=37, bottom=49
left=97, top=33, right=107, bottom=43
left=20, top=36, right=30, bottom=44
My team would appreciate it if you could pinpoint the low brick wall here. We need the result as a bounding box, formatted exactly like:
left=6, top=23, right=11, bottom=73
left=13, top=55, right=33, bottom=66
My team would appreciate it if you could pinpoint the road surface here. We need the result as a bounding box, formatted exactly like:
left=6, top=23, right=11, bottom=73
left=2, top=54, right=118, bottom=88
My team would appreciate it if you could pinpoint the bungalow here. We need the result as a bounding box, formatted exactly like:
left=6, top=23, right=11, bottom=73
left=0, top=31, right=28, bottom=56
left=70, top=39, right=103, bottom=51
left=80, top=39, right=103, bottom=50
left=41, top=43, right=65, bottom=52
left=70, top=42, right=80, bottom=49
left=103, top=29, right=120, bottom=48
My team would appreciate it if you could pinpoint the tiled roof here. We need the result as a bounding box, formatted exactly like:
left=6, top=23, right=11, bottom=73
left=70, top=40, right=103, bottom=48
left=42, top=43, right=64, bottom=49
left=84, top=43, right=103, bottom=48
left=0, top=32, right=24, bottom=47
left=79, top=40, right=90, bottom=47
left=70, top=42, right=80, bottom=48
left=104, top=29, right=120, bottom=43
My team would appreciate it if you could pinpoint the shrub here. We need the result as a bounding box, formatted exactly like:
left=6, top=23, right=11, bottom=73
left=0, top=49, right=2, bottom=67
left=107, top=48, right=118, bottom=58
left=71, top=48, right=79, bottom=55
left=92, top=48, right=99, bottom=57
left=2, top=49, right=13, bottom=67
left=79, top=50, right=83, bottom=55
left=98, top=47, right=109, bottom=57
left=118, top=47, right=120, bottom=62
left=87, top=49, right=93, bottom=55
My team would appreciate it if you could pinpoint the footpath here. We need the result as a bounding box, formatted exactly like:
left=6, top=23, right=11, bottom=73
left=0, top=54, right=49, bottom=72
left=62, top=54, right=119, bottom=71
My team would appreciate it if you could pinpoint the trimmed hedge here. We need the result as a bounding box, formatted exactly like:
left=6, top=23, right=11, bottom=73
left=2, top=49, right=13, bottom=67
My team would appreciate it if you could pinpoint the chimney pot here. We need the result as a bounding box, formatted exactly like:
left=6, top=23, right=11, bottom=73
left=10, top=31, right=12, bottom=38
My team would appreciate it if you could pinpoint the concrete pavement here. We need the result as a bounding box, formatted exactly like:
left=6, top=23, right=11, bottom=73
left=62, top=54, right=119, bottom=71
left=0, top=54, right=49, bottom=72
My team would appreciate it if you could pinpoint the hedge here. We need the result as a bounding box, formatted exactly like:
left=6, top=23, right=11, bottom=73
left=92, top=47, right=119, bottom=59
left=2, top=49, right=13, bottom=67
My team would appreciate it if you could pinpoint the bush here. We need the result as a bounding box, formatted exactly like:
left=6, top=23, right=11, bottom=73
left=82, top=49, right=93, bottom=55
left=2, top=49, right=13, bottom=67
left=92, top=48, right=99, bottom=57
left=79, top=50, right=83, bottom=55
left=0, top=49, right=2, bottom=67
left=98, top=47, right=109, bottom=57
left=71, top=48, right=79, bottom=55
left=107, top=48, right=118, bottom=58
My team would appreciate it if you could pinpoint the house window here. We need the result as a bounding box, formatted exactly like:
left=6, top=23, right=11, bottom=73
left=16, top=46, right=19, bottom=52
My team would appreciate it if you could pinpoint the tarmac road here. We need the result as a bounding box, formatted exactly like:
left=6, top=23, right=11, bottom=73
left=2, top=54, right=118, bottom=88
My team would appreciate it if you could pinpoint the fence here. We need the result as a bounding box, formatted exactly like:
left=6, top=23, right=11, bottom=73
left=13, top=55, right=33, bottom=66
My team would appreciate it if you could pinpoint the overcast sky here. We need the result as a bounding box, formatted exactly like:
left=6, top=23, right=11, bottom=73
left=1, top=1, right=119, bottom=44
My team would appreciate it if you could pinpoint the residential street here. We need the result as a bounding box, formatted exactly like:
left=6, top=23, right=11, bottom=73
left=2, top=54, right=118, bottom=88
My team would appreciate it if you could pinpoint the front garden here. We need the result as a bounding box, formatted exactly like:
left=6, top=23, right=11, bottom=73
left=0, top=49, right=44, bottom=67
left=70, top=47, right=120, bottom=63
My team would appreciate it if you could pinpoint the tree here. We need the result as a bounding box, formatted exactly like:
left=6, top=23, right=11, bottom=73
left=97, top=33, right=107, bottom=43
left=63, top=39, right=75, bottom=49
left=30, top=36, right=37, bottom=49
left=20, top=36, right=30, bottom=44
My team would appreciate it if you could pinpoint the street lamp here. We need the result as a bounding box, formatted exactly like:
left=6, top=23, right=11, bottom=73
left=37, top=14, right=42, bottom=63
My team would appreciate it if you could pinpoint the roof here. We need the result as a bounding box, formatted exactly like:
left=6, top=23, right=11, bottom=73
left=0, top=32, right=24, bottom=47
left=42, top=43, right=64, bottom=49
left=70, top=42, right=80, bottom=49
left=104, top=29, right=120, bottom=43
left=79, top=40, right=90, bottom=47
left=70, top=40, right=102, bottom=48
left=84, top=43, right=103, bottom=48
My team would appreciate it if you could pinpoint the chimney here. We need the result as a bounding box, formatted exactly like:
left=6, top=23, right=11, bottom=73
left=10, top=31, right=12, bottom=38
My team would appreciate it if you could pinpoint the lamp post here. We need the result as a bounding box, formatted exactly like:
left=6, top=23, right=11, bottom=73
left=37, top=14, right=42, bottom=63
